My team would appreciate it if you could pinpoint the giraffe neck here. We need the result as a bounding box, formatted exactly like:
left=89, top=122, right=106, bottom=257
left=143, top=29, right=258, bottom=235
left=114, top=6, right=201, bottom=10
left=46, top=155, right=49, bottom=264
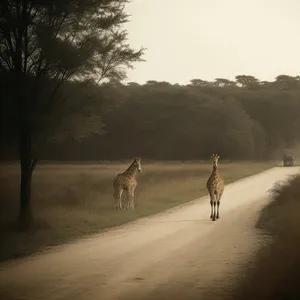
left=124, top=162, right=137, bottom=176
left=211, top=165, right=219, bottom=176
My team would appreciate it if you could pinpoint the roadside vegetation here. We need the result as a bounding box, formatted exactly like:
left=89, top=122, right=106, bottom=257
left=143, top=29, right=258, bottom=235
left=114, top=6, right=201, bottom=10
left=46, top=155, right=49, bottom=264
left=233, top=172, right=300, bottom=300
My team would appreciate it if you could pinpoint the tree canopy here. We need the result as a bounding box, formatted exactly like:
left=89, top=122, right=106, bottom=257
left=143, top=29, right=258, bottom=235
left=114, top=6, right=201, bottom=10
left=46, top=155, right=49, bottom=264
left=0, top=0, right=145, bottom=143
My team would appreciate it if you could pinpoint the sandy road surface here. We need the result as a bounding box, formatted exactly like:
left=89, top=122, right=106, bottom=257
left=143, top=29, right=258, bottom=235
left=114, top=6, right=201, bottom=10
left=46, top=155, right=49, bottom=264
left=0, top=167, right=299, bottom=300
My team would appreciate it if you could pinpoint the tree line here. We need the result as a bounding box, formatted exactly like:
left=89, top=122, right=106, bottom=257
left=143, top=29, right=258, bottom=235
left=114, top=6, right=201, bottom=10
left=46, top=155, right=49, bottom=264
left=2, top=74, right=300, bottom=161
left=4, top=74, right=299, bottom=161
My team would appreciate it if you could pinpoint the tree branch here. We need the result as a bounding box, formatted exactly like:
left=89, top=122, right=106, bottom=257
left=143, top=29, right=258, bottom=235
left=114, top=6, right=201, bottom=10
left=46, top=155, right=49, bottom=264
left=0, top=51, right=13, bottom=70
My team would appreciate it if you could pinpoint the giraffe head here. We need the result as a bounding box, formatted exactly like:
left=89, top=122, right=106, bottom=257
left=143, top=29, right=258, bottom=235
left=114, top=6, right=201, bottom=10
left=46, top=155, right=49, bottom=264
left=210, top=154, right=220, bottom=168
left=133, top=157, right=142, bottom=172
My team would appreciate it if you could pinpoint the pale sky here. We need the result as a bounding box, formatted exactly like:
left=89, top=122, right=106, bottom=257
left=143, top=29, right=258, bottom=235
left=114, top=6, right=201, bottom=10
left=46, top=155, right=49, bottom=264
left=124, top=0, right=300, bottom=85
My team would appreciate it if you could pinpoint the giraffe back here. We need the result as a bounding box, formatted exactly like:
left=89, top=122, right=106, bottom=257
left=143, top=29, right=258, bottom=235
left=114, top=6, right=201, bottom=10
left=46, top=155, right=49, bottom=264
left=113, top=173, right=137, bottom=190
left=113, top=157, right=142, bottom=190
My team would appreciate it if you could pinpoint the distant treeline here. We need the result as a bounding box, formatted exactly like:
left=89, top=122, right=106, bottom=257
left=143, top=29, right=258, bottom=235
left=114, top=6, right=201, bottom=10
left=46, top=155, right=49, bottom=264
left=1, top=75, right=300, bottom=161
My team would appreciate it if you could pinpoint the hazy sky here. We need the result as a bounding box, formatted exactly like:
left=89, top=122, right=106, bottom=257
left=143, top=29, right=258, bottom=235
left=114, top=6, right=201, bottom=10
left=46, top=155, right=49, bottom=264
left=124, top=0, right=300, bottom=84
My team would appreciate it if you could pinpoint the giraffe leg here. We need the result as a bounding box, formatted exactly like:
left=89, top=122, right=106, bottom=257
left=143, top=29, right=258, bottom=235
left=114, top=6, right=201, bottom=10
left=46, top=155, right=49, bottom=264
left=212, top=202, right=217, bottom=221
left=127, top=189, right=135, bottom=211
left=120, top=190, right=127, bottom=210
left=216, top=201, right=220, bottom=219
left=209, top=193, right=217, bottom=221
left=131, top=190, right=135, bottom=210
left=210, top=199, right=213, bottom=219
left=118, top=189, right=123, bottom=210
left=216, top=189, right=223, bottom=219
left=113, top=188, right=123, bottom=211
left=212, top=198, right=217, bottom=221
left=124, top=191, right=129, bottom=210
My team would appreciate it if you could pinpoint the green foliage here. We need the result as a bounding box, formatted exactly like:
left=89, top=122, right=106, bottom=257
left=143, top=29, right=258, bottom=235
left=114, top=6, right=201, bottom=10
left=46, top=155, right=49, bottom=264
left=0, top=0, right=145, bottom=144
left=235, top=75, right=259, bottom=88
left=2, top=74, right=294, bottom=161
left=214, top=78, right=236, bottom=88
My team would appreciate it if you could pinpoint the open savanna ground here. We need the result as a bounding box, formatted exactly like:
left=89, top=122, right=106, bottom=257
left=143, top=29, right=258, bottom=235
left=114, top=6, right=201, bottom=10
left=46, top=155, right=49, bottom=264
left=0, top=161, right=274, bottom=262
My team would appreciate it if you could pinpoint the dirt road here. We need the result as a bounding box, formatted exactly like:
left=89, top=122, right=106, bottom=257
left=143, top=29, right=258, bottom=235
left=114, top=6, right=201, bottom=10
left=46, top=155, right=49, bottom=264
left=0, top=167, right=299, bottom=300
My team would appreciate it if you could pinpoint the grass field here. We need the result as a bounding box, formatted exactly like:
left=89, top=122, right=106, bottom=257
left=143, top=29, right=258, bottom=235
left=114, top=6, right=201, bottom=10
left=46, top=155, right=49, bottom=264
left=232, top=172, right=300, bottom=300
left=0, top=161, right=274, bottom=262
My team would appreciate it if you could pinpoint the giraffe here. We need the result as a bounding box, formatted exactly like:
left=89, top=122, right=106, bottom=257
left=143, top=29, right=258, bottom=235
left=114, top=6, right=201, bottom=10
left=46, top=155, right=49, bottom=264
left=113, top=157, right=142, bottom=211
left=206, top=154, right=224, bottom=221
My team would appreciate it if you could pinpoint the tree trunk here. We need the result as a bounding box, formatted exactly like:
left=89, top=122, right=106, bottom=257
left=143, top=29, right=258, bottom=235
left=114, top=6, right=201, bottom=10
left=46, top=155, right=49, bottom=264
left=14, top=69, right=37, bottom=228
left=18, top=128, right=37, bottom=228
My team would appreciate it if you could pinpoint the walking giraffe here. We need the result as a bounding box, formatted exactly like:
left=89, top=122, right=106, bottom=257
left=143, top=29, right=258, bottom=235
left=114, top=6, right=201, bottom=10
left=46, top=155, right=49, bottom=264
left=113, top=157, right=142, bottom=211
left=206, top=154, right=224, bottom=221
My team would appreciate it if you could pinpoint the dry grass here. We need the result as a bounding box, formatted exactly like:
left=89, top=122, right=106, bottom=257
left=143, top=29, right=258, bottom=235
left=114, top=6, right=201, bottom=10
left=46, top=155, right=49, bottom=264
left=233, top=172, right=300, bottom=300
left=0, top=161, right=273, bottom=262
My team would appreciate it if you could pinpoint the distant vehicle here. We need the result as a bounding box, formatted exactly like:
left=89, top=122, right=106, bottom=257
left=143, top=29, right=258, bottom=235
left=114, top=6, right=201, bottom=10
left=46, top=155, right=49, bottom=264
left=283, top=154, right=295, bottom=166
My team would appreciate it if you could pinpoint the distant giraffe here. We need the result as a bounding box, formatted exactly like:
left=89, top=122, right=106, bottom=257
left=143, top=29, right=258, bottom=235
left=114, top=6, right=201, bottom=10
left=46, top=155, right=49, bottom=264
left=206, top=154, right=224, bottom=221
left=113, top=157, right=142, bottom=211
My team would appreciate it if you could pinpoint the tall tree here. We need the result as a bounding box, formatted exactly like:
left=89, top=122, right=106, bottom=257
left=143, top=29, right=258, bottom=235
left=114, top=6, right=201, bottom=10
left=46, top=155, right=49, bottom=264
left=235, top=75, right=259, bottom=88
left=214, top=78, right=236, bottom=88
left=189, top=79, right=210, bottom=87
left=0, top=0, right=145, bottom=225
left=274, top=75, right=300, bottom=90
